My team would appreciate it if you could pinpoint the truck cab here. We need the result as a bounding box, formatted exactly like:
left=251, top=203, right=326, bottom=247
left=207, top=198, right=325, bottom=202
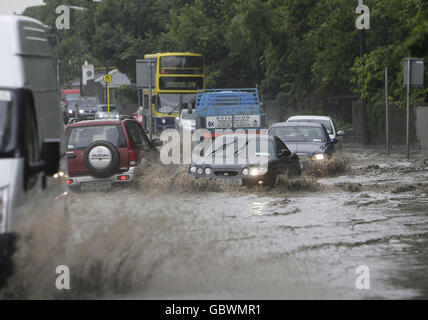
left=0, top=16, right=64, bottom=287
left=194, top=88, right=266, bottom=137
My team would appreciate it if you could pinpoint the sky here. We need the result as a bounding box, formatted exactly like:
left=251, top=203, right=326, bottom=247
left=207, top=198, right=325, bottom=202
left=0, top=0, right=44, bottom=15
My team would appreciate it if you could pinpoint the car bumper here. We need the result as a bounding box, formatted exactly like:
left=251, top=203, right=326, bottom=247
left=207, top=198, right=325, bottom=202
left=67, top=166, right=137, bottom=186
left=189, top=167, right=270, bottom=183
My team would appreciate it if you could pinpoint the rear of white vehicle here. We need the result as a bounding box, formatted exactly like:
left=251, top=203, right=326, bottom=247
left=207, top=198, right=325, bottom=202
left=286, top=115, right=345, bottom=149
left=0, top=16, right=65, bottom=287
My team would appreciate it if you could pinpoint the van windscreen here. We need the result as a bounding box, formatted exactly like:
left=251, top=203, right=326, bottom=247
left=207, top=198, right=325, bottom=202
left=0, top=91, right=15, bottom=156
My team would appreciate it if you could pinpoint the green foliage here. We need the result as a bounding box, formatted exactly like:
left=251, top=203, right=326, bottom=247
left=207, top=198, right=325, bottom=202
left=22, top=0, right=427, bottom=129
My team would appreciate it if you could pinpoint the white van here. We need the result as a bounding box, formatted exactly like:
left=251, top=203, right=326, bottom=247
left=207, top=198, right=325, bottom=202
left=0, top=16, right=65, bottom=286
left=286, top=115, right=345, bottom=149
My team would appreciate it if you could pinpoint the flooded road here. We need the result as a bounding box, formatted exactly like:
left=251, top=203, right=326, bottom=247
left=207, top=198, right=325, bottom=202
left=2, top=146, right=428, bottom=299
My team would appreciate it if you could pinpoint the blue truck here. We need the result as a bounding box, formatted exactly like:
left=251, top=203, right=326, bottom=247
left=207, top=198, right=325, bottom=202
left=194, top=88, right=266, bottom=135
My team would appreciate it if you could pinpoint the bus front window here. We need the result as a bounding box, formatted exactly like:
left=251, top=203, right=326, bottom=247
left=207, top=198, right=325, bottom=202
left=160, top=56, right=203, bottom=75
left=158, top=93, right=195, bottom=114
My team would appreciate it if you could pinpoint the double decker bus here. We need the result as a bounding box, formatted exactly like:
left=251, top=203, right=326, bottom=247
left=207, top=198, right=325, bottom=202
left=141, top=52, right=205, bottom=133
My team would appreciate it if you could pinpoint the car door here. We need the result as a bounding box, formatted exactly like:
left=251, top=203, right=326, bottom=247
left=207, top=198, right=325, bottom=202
left=272, top=137, right=295, bottom=175
left=124, top=121, right=156, bottom=164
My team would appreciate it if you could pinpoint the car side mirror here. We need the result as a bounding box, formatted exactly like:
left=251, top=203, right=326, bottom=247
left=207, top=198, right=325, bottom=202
left=152, top=138, right=162, bottom=147
left=336, top=130, right=345, bottom=136
left=30, top=140, right=60, bottom=176
left=278, top=148, right=291, bottom=158
left=331, top=138, right=339, bottom=144
left=42, top=140, right=60, bottom=175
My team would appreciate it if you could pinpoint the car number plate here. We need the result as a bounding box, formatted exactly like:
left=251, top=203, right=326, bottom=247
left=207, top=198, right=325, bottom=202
left=215, top=178, right=242, bottom=186
left=81, top=182, right=111, bottom=191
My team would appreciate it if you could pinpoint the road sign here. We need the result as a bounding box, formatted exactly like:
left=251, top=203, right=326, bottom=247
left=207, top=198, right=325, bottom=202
left=136, top=59, right=156, bottom=89
left=403, top=58, right=424, bottom=87
left=104, top=74, right=112, bottom=83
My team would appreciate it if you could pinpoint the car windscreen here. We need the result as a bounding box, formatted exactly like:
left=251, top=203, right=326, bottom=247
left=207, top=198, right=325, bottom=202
left=78, top=100, right=99, bottom=110
left=207, top=136, right=275, bottom=158
left=66, top=100, right=80, bottom=110
left=100, top=106, right=118, bottom=112
left=289, top=119, right=333, bottom=135
left=270, top=126, right=326, bottom=142
left=0, top=91, right=15, bottom=156
left=158, top=93, right=195, bottom=114
left=66, top=124, right=126, bottom=150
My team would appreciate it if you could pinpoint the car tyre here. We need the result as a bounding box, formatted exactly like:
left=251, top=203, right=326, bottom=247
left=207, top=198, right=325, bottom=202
left=83, top=140, right=120, bottom=178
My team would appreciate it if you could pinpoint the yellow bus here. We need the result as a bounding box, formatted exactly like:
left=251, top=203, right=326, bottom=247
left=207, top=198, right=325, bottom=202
left=141, top=52, right=205, bottom=133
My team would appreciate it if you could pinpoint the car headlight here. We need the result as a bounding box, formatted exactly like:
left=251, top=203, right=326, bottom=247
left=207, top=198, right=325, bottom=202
left=250, top=167, right=268, bottom=176
left=197, top=168, right=204, bottom=175
left=99, top=114, right=104, bottom=118
left=241, top=168, right=249, bottom=176
left=79, top=109, right=84, bottom=114
left=115, top=114, right=120, bottom=118
left=312, top=153, right=326, bottom=161
left=161, top=118, right=166, bottom=124
left=204, top=167, right=212, bottom=175
left=0, top=186, right=9, bottom=233
left=190, top=166, right=197, bottom=173
left=68, top=110, right=73, bottom=114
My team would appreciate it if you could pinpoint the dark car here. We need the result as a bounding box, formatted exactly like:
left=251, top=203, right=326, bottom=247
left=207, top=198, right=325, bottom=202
left=268, top=122, right=338, bottom=166
left=65, top=97, right=100, bottom=122
left=189, top=134, right=301, bottom=187
left=64, top=119, right=160, bottom=191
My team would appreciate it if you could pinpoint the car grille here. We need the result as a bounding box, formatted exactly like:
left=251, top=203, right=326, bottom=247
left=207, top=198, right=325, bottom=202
left=214, top=171, right=239, bottom=177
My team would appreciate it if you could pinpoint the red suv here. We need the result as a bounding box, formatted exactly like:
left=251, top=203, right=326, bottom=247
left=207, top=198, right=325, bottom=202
left=64, top=119, right=160, bottom=191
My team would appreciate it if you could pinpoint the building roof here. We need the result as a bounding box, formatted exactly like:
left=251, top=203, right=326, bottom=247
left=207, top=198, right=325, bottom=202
left=71, top=69, right=130, bottom=88
left=95, top=69, right=131, bottom=88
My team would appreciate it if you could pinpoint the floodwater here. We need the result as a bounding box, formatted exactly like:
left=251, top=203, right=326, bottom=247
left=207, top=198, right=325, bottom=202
left=2, top=146, right=427, bottom=299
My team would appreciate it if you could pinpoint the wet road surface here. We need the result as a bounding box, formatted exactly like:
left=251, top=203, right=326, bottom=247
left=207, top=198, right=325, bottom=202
left=2, top=146, right=427, bottom=299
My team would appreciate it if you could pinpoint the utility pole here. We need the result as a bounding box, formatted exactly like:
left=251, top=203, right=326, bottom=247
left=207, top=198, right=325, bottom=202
left=78, top=33, right=83, bottom=96
left=56, top=29, right=60, bottom=88
left=385, top=67, right=390, bottom=156
left=406, top=59, right=411, bottom=159
left=148, top=60, right=153, bottom=141
left=357, top=0, right=369, bottom=145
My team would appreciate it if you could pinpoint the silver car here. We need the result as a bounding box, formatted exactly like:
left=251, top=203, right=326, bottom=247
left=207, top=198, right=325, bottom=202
left=176, top=109, right=196, bottom=133
left=95, top=104, right=120, bottom=120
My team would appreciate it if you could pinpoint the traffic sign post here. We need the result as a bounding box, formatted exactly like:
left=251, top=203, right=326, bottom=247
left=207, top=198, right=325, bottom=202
left=104, top=74, right=112, bottom=119
left=136, top=59, right=156, bottom=140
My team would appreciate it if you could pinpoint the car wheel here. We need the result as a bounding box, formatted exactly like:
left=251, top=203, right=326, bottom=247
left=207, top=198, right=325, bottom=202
left=83, top=140, right=120, bottom=178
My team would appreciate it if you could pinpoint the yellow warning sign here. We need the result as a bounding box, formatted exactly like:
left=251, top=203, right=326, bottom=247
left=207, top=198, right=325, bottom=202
left=103, top=74, right=112, bottom=83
